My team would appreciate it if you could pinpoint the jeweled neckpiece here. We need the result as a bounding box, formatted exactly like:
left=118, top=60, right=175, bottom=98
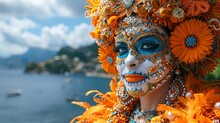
left=129, top=103, right=158, bottom=122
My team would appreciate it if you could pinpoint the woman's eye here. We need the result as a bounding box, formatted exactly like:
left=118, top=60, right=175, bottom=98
left=135, top=35, right=164, bottom=55
left=114, top=42, right=129, bottom=58
left=118, top=47, right=128, bottom=54
left=141, top=43, right=159, bottom=50
left=119, top=47, right=126, bottom=53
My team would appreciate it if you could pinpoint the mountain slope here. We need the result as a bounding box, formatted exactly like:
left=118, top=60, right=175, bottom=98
left=0, top=47, right=57, bottom=69
left=25, top=43, right=102, bottom=74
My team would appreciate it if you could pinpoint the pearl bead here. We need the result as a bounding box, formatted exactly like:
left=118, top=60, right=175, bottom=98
left=185, top=90, right=194, bottom=98
left=167, top=111, right=174, bottom=120
left=214, top=102, right=220, bottom=110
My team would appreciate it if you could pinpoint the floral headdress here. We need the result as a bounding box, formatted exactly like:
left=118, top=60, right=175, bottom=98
left=85, top=0, right=220, bottom=76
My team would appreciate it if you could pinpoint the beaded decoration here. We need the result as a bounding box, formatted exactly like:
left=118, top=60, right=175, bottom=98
left=85, top=0, right=220, bottom=77
left=71, top=0, right=220, bottom=122
left=166, top=76, right=186, bottom=106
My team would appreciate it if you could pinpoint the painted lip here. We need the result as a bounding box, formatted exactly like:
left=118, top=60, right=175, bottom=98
left=123, top=73, right=149, bottom=83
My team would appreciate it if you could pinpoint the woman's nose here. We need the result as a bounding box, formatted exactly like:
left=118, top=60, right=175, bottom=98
left=124, top=51, right=139, bottom=69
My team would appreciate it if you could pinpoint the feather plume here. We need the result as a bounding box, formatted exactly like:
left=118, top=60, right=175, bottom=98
left=86, top=90, right=103, bottom=96
left=71, top=101, right=90, bottom=109
left=109, top=77, right=117, bottom=92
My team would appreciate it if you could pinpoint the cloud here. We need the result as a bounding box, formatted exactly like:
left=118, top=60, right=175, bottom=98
left=0, top=1, right=93, bottom=57
left=66, top=23, right=94, bottom=48
left=23, top=22, right=94, bottom=50
left=0, top=0, right=86, bottom=18
left=58, top=0, right=87, bottom=17
left=0, top=41, right=28, bottom=58
left=0, top=17, right=94, bottom=57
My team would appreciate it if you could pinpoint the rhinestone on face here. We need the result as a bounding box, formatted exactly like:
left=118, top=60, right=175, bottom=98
left=122, top=0, right=134, bottom=9
left=185, top=35, right=197, bottom=47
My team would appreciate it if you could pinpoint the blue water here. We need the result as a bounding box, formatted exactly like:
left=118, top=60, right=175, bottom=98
left=0, top=70, right=110, bottom=123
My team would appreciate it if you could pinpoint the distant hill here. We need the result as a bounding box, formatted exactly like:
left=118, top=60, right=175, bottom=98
left=25, top=43, right=104, bottom=74
left=0, top=47, right=57, bottom=69
left=57, top=43, right=98, bottom=62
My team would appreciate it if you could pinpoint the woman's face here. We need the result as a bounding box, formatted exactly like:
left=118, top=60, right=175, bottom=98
left=115, top=16, right=173, bottom=97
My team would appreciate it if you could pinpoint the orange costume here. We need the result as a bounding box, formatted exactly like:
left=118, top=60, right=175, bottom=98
left=72, top=0, right=220, bottom=122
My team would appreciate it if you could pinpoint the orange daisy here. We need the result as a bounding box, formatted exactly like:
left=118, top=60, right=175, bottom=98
left=98, top=45, right=118, bottom=74
left=113, top=0, right=142, bottom=17
left=152, top=16, right=173, bottom=29
left=85, top=0, right=100, bottom=18
left=170, top=19, right=214, bottom=64
left=107, top=16, right=119, bottom=29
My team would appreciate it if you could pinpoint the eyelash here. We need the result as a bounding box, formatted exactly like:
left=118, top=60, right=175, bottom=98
left=114, top=46, right=128, bottom=54
left=141, top=43, right=159, bottom=50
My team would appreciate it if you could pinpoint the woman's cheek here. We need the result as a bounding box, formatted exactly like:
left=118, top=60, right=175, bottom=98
left=116, top=63, right=125, bottom=74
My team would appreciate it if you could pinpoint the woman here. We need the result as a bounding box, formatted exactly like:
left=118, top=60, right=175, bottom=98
left=72, top=0, right=220, bottom=122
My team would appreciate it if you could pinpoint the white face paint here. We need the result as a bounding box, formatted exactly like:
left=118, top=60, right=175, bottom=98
left=115, top=16, right=173, bottom=97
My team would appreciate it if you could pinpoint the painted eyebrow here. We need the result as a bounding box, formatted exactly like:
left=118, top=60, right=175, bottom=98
left=114, top=42, right=128, bottom=52
left=136, top=35, right=162, bottom=44
left=115, top=42, right=127, bottom=47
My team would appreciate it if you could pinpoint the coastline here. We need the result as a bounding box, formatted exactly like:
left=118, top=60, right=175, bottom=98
left=85, top=72, right=113, bottom=78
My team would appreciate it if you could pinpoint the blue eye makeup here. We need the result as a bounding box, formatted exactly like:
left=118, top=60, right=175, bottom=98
left=135, top=35, right=164, bottom=55
left=115, top=42, right=129, bottom=58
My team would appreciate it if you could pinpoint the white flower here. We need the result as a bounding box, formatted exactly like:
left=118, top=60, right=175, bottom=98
left=122, top=0, right=134, bottom=8
left=172, top=7, right=184, bottom=19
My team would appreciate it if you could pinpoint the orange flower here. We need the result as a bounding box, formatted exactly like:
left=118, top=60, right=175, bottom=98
left=170, top=19, right=214, bottom=64
left=181, top=0, right=210, bottom=16
left=136, top=5, right=149, bottom=18
left=107, top=16, right=119, bottom=29
left=90, top=27, right=100, bottom=39
left=85, top=0, right=100, bottom=28
left=85, top=0, right=100, bottom=15
left=152, top=16, right=173, bottom=29
left=113, top=0, right=142, bottom=17
left=98, top=45, right=118, bottom=74
left=91, top=16, right=99, bottom=26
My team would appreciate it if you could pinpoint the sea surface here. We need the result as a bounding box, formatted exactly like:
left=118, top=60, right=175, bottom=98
left=0, top=69, right=110, bottom=123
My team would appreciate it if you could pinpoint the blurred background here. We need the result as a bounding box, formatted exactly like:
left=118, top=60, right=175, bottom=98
left=0, top=0, right=219, bottom=123
left=0, top=0, right=111, bottom=123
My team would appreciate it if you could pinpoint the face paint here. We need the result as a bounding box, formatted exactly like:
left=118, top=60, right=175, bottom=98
left=115, top=42, right=129, bottom=59
left=115, top=16, right=173, bottom=97
left=135, top=35, right=164, bottom=55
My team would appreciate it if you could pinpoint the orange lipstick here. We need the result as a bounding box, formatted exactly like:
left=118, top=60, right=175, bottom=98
left=124, top=74, right=147, bottom=83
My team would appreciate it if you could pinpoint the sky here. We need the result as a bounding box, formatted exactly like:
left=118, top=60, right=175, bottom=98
left=0, top=0, right=94, bottom=58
